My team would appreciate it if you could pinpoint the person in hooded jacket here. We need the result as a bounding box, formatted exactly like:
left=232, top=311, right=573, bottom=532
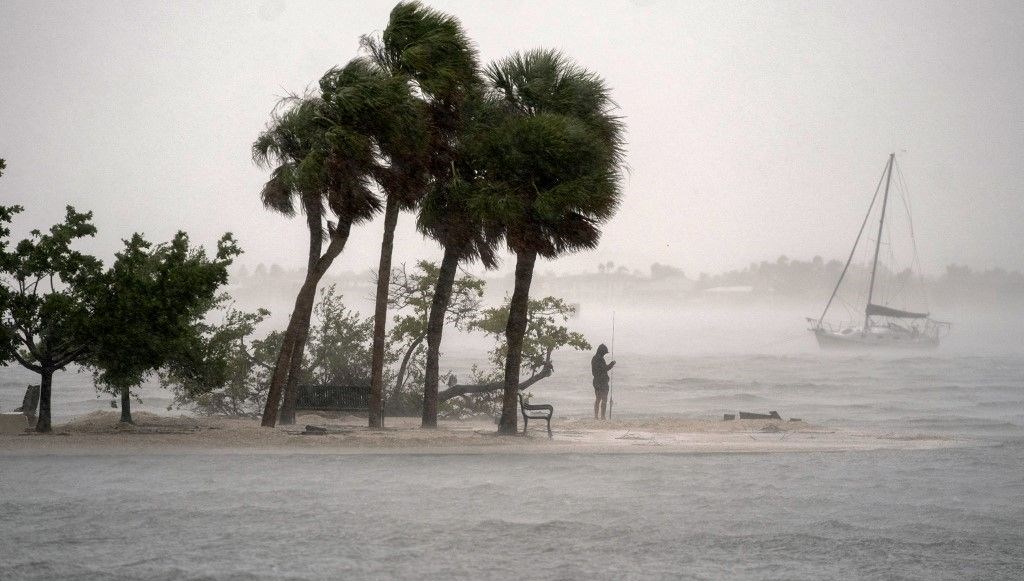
left=591, top=344, right=616, bottom=419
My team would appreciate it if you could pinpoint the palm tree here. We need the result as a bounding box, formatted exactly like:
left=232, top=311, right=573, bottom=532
left=359, top=24, right=432, bottom=429
left=482, top=49, right=626, bottom=435
left=253, top=97, right=330, bottom=427
left=373, top=1, right=502, bottom=428
left=253, top=61, right=384, bottom=427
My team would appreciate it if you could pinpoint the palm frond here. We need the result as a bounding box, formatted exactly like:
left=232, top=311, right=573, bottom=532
left=478, top=49, right=626, bottom=258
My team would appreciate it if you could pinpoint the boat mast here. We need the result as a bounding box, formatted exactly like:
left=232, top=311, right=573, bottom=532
left=816, top=158, right=890, bottom=328
left=864, top=152, right=895, bottom=332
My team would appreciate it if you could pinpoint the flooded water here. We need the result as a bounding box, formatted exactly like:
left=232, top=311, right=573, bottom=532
left=2, top=348, right=1023, bottom=579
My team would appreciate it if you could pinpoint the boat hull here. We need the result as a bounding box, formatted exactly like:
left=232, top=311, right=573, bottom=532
left=812, top=328, right=940, bottom=350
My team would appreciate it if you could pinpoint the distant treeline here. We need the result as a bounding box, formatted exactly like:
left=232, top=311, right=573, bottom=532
left=230, top=257, right=1024, bottom=306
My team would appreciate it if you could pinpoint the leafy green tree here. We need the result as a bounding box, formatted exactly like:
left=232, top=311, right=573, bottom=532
left=165, top=286, right=376, bottom=419
left=305, top=284, right=374, bottom=387
left=482, top=49, right=625, bottom=434
left=438, top=296, right=590, bottom=416
left=161, top=306, right=278, bottom=418
left=0, top=205, right=101, bottom=432
left=86, top=232, right=240, bottom=424
left=386, top=260, right=484, bottom=407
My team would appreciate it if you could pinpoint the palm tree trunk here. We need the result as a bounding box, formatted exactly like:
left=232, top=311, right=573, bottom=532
left=276, top=211, right=326, bottom=426
left=369, top=198, right=400, bottom=428
left=421, top=245, right=460, bottom=428
left=261, top=223, right=351, bottom=427
left=34, top=368, right=53, bottom=433
left=120, top=385, right=132, bottom=424
left=498, top=250, right=537, bottom=435
left=277, top=322, right=310, bottom=425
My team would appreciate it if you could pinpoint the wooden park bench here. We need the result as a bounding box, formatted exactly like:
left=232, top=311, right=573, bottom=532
left=518, top=392, right=553, bottom=438
left=295, top=384, right=371, bottom=414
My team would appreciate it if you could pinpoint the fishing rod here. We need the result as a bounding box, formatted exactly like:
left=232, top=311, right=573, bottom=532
left=609, top=310, right=615, bottom=419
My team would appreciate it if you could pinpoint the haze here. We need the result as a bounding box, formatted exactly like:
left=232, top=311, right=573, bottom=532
left=1, top=0, right=1022, bottom=276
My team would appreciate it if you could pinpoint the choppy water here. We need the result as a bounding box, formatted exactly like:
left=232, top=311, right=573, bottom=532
left=2, top=352, right=1023, bottom=580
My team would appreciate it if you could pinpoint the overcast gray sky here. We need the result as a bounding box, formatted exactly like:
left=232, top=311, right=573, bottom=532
left=1, top=0, right=1021, bottom=277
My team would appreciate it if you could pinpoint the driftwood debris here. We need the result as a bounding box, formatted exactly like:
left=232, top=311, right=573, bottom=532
left=299, top=425, right=356, bottom=436
left=737, top=411, right=782, bottom=420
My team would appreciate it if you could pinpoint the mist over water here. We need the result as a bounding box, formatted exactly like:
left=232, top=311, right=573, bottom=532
left=3, top=0, right=1023, bottom=577
left=3, top=296, right=1023, bottom=579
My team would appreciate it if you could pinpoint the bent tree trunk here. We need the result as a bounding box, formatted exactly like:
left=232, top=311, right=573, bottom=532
left=261, top=224, right=351, bottom=427
left=498, top=250, right=537, bottom=435
left=34, top=368, right=54, bottom=433
left=120, top=385, right=132, bottom=424
left=438, top=361, right=552, bottom=403
left=421, top=246, right=460, bottom=428
left=277, top=321, right=310, bottom=425
left=369, top=199, right=400, bottom=428
left=277, top=211, right=325, bottom=426
left=394, top=332, right=426, bottom=395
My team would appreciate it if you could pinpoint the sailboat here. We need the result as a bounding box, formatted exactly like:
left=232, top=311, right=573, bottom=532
left=808, top=153, right=950, bottom=349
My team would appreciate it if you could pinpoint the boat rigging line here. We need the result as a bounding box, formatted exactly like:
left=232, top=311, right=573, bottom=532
left=816, top=155, right=890, bottom=328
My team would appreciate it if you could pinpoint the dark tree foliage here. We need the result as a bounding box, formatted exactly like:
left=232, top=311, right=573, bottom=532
left=371, top=2, right=505, bottom=428
left=254, top=54, right=432, bottom=427
left=480, top=49, right=625, bottom=434
left=86, top=232, right=241, bottom=424
left=162, top=306, right=278, bottom=418
left=0, top=204, right=101, bottom=432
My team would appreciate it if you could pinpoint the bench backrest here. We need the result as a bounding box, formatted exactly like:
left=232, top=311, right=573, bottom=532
left=295, top=384, right=370, bottom=411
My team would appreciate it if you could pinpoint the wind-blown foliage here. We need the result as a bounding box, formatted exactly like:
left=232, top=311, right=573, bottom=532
left=167, top=286, right=376, bottom=418
left=371, top=2, right=505, bottom=428
left=480, top=49, right=625, bottom=260
left=333, top=38, right=433, bottom=428
left=305, top=284, right=375, bottom=387
left=162, top=306, right=278, bottom=418
left=255, top=57, right=405, bottom=427
left=480, top=49, right=626, bottom=434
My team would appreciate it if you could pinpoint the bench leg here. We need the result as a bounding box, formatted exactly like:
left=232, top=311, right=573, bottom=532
left=545, top=418, right=552, bottom=438
left=522, top=416, right=528, bottom=435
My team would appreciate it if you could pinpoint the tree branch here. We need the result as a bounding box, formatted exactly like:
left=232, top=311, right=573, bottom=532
left=393, top=332, right=426, bottom=394
left=10, top=349, right=43, bottom=373
left=54, top=345, right=88, bottom=369
left=437, top=361, right=554, bottom=403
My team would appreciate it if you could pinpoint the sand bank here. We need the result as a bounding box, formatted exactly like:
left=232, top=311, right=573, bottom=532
left=0, top=411, right=961, bottom=455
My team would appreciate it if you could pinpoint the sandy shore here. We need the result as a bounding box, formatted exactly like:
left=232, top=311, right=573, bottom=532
left=0, top=411, right=965, bottom=455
